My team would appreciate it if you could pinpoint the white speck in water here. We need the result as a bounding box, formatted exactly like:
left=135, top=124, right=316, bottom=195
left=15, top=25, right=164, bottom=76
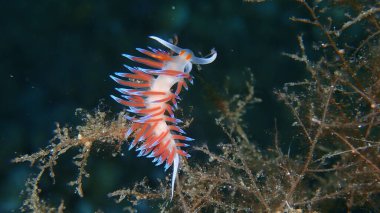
left=171, top=6, right=175, bottom=10
left=311, top=117, right=321, bottom=124
left=10, top=74, right=14, bottom=78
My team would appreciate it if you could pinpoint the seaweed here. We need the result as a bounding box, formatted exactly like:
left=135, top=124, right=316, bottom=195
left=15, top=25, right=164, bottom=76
left=13, top=109, right=129, bottom=212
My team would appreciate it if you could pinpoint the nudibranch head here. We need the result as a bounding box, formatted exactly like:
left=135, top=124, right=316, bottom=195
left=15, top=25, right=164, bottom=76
left=149, top=36, right=217, bottom=65
left=179, top=49, right=193, bottom=61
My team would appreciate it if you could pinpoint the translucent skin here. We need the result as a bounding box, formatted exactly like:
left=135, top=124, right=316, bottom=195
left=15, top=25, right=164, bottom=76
left=147, top=57, right=185, bottom=158
left=110, top=36, right=216, bottom=199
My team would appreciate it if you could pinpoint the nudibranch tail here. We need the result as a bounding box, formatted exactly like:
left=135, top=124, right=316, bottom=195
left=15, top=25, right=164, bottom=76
left=171, top=153, right=179, bottom=199
left=110, top=36, right=217, bottom=199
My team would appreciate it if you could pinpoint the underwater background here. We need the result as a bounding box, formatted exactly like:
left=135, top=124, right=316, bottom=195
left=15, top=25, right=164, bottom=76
left=1, top=0, right=379, bottom=212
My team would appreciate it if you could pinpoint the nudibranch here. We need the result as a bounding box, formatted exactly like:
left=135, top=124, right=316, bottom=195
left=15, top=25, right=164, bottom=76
left=110, top=36, right=217, bottom=198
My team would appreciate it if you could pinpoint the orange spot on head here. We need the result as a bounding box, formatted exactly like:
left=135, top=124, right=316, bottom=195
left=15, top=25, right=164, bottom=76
left=185, top=53, right=192, bottom=61
left=179, top=50, right=185, bottom=56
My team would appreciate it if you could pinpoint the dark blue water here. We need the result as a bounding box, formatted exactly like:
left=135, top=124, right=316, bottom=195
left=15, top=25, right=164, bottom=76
left=0, top=0, right=338, bottom=212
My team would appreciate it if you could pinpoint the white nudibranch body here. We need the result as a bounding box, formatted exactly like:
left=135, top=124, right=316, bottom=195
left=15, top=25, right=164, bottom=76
left=110, top=36, right=217, bottom=199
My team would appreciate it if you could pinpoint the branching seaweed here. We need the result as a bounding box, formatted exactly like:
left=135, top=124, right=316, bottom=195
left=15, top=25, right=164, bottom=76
left=13, top=109, right=130, bottom=212
left=108, top=0, right=380, bottom=211
left=277, top=0, right=380, bottom=210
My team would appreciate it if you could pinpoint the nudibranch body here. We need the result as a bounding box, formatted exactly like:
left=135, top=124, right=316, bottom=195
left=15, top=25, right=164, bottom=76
left=110, top=36, right=216, bottom=199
